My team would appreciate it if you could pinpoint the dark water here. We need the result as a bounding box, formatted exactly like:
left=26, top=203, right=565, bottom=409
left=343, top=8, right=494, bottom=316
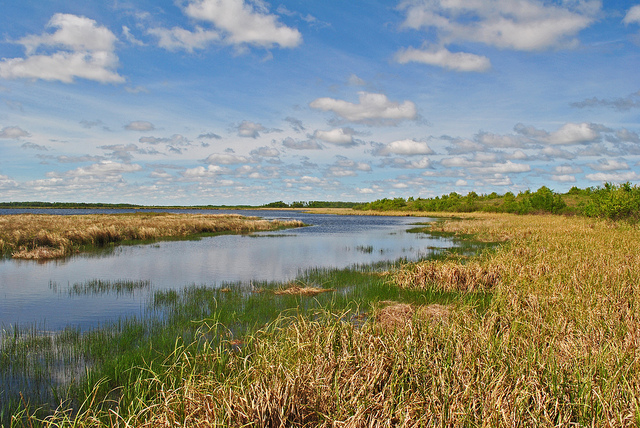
left=0, top=209, right=451, bottom=331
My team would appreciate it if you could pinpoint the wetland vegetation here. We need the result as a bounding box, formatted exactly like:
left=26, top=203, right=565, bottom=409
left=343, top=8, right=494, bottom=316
left=0, top=213, right=304, bottom=260
left=2, top=191, right=640, bottom=426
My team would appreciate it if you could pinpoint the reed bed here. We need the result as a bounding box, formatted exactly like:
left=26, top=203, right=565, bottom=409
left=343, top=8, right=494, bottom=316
left=17, top=213, right=640, bottom=426
left=0, top=213, right=303, bottom=259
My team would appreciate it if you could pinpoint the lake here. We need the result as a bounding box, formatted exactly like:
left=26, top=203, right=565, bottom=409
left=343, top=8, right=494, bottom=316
left=0, top=209, right=451, bottom=331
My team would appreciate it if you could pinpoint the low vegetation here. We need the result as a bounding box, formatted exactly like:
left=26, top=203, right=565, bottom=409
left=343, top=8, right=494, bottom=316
left=354, top=182, right=640, bottom=221
left=5, top=210, right=638, bottom=426
left=0, top=213, right=304, bottom=260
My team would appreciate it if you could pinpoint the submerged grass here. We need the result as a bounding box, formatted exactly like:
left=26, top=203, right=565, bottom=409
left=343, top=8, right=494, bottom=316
left=8, top=211, right=640, bottom=426
left=0, top=213, right=304, bottom=260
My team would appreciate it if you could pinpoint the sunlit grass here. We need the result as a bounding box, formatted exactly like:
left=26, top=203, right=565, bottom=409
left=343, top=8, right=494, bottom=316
left=0, top=213, right=304, bottom=260
left=8, top=212, right=640, bottom=426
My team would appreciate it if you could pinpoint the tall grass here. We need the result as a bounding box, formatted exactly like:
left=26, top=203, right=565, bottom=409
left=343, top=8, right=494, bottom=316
left=0, top=213, right=303, bottom=260
left=11, top=212, right=640, bottom=426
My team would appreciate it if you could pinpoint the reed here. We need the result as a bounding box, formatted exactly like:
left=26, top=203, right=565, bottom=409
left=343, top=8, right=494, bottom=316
left=14, top=213, right=640, bottom=427
left=0, top=213, right=304, bottom=260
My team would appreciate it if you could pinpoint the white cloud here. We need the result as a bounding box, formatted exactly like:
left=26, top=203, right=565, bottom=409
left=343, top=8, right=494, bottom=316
left=203, top=153, right=249, bottom=164
left=516, top=122, right=600, bottom=145
left=547, top=122, right=600, bottom=145
left=586, top=171, right=640, bottom=182
left=182, top=165, right=229, bottom=178
left=377, top=139, right=433, bottom=156
left=237, top=120, right=268, bottom=138
left=399, top=0, right=597, bottom=51
left=0, top=126, right=30, bottom=139
left=18, top=13, right=117, bottom=54
left=125, top=121, right=155, bottom=131
left=60, top=161, right=143, bottom=177
left=282, top=137, right=322, bottom=150
left=313, top=128, right=356, bottom=146
left=383, top=156, right=431, bottom=169
left=455, top=179, right=468, bottom=186
left=553, top=165, right=582, bottom=174
left=552, top=175, right=576, bottom=182
left=251, top=146, right=280, bottom=157
left=148, top=27, right=220, bottom=52
left=471, top=161, right=531, bottom=174
left=624, top=5, right=640, bottom=25
left=441, top=157, right=481, bottom=168
left=0, top=14, right=124, bottom=84
left=587, top=159, right=629, bottom=171
left=309, top=92, right=417, bottom=125
left=477, top=132, right=529, bottom=148
left=395, top=46, right=491, bottom=72
left=184, top=0, right=302, bottom=49
left=0, top=174, right=18, bottom=189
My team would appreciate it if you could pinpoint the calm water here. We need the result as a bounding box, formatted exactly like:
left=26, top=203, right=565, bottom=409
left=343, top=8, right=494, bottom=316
left=0, top=209, right=451, bottom=331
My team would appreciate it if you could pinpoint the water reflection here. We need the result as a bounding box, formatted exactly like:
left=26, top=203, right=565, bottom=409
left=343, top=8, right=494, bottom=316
left=0, top=210, right=451, bottom=330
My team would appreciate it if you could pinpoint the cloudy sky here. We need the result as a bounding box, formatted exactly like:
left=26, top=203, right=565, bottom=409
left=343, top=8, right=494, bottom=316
left=0, top=0, right=639, bottom=205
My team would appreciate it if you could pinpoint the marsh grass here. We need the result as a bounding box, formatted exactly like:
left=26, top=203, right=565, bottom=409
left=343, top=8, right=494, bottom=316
left=3, top=257, right=484, bottom=427
left=49, top=280, right=152, bottom=296
left=11, top=212, right=638, bottom=426
left=0, top=213, right=304, bottom=260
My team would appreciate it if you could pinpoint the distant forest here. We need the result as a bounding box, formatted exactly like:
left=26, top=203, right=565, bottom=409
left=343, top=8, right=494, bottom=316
left=2, top=183, right=639, bottom=221
left=266, top=183, right=640, bottom=222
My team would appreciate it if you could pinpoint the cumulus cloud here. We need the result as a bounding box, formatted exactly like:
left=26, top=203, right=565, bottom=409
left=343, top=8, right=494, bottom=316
left=284, top=117, right=305, bottom=132
left=139, top=134, right=191, bottom=146
left=571, top=90, right=640, bottom=111
left=147, top=27, right=220, bottom=52
left=182, top=165, right=229, bottom=178
left=282, top=137, right=322, bottom=150
left=470, top=161, right=531, bottom=174
left=515, top=122, right=600, bottom=145
left=235, top=120, right=279, bottom=138
left=313, top=128, right=358, bottom=146
left=586, top=171, right=640, bottom=182
left=624, top=5, right=640, bottom=25
left=56, top=161, right=143, bottom=178
left=0, top=14, right=124, bottom=83
left=375, top=139, right=433, bottom=156
left=198, top=132, right=222, bottom=140
left=399, top=0, right=597, bottom=51
left=203, top=153, right=249, bottom=164
left=395, top=46, right=491, bottom=72
left=21, top=142, right=48, bottom=151
left=547, top=123, right=600, bottom=145
left=380, top=157, right=431, bottom=169
left=326, top=158, right=371, bottom=177
left=0, top=174, right=18, bottom=189
left=587, top=159, right=629, bottom=171
left=309, top=92, right=417, bottom=125
left=125, top=121, right=155, bottom=131
left=476, top=131, right=530, bottom=148
left=250, top=146, right=280, bottom=157
left=551, top=174, right=576, bottom=183
left=0, top=126, right=30, bottom=139
left=181, top=0, right=302, bottom=49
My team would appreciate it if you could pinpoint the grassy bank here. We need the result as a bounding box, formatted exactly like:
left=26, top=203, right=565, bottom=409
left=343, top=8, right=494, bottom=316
left=8, top=213, right=640, bottom=426
left=0, top=213, right=304, bottom=260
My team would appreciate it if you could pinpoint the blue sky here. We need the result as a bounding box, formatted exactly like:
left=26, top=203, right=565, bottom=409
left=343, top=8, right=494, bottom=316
left=1, top=0, right=639, bottom=205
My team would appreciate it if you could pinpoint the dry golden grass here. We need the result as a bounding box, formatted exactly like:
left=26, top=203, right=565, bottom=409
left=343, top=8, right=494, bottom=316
left=0, top=213, right=304, bottom=259
left=273, top=285, right=335, bottom=296
left=39, top=213, right=640, bottom=427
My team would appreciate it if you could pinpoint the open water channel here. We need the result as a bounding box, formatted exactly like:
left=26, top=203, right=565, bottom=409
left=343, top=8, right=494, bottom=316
left=0, top=209, right=453, bottom=332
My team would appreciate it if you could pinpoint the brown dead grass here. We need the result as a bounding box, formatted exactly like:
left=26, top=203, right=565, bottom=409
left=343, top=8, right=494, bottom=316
left=274, top=285, right=335, bottom=296
left=377, top=301, right=451, bottom=330
left=0, top=213, right=304, bottom=260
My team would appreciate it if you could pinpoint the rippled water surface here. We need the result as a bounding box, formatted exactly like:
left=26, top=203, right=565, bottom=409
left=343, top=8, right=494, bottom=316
left=0, top=209, right=451, bottom=330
